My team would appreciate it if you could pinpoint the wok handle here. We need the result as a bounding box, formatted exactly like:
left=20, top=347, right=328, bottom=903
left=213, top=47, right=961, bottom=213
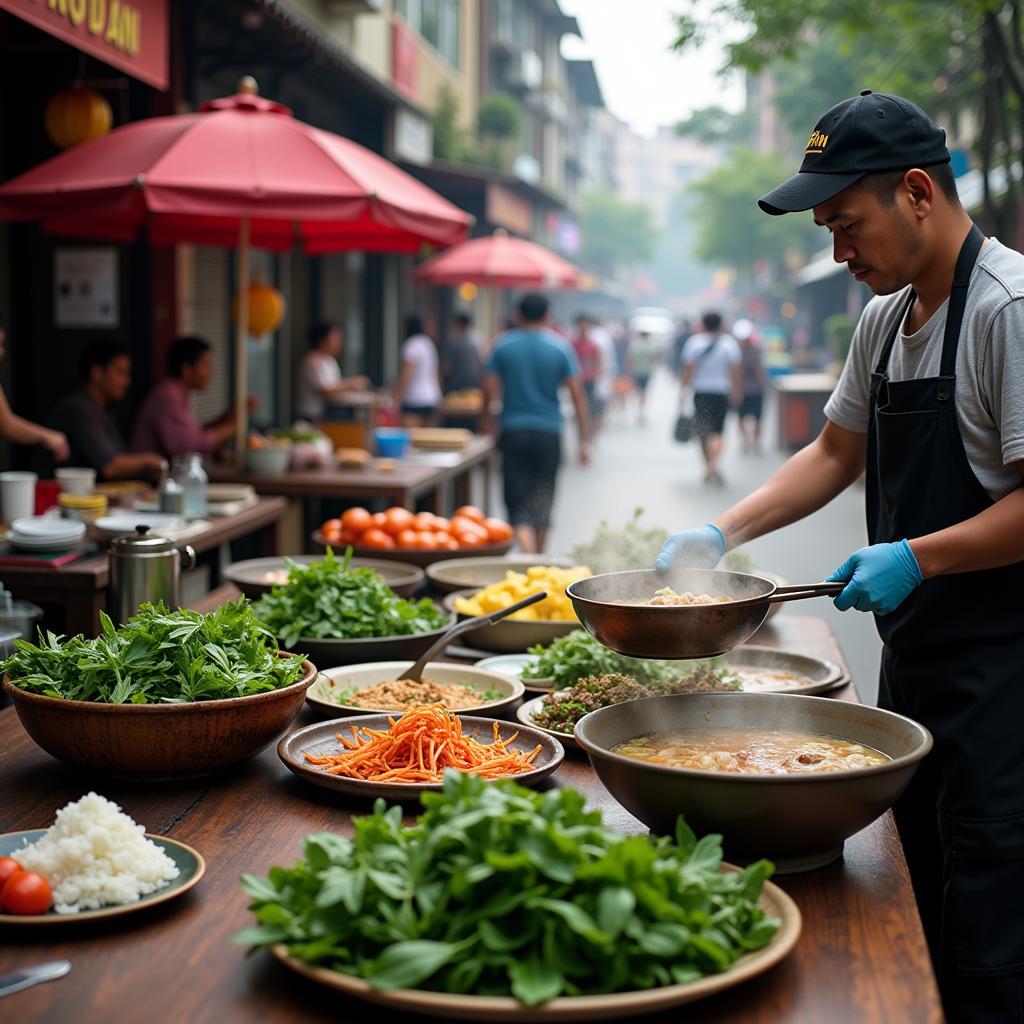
left=767, top=582, right=846, bottom=605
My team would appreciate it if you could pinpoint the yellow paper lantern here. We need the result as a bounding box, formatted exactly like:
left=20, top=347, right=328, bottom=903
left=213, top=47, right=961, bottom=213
left=45, top=87, right=112, bottom=150
left=232, top=280, right=286, bottom=338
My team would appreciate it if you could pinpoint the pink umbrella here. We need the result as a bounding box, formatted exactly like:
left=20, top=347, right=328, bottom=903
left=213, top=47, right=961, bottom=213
left=413, top=229, right=579, bottom=289
left=0, top=79, right=472, bottom=456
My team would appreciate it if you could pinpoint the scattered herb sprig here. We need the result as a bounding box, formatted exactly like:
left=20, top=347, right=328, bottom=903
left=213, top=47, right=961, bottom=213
left=253, top=548, right=448, bottom=646
left=236, top=772, right=779, bottom=1005
left=569, top=507, right=669, bottom=575
left=4, top=600, right=303, bottom=704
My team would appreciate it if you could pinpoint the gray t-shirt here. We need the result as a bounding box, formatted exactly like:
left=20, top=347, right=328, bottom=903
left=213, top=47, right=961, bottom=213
left=43, top=388, right=125, bottom=476
left=824, top=238, right=1024, bottom=500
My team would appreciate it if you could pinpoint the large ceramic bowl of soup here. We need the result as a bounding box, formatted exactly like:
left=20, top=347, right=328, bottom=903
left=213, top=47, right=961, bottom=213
left=575, top=693, right=932, bottom=873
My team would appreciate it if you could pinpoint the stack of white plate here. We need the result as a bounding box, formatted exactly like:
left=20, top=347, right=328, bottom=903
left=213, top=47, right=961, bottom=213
left=9, top=516, right=87, bottom=553
left=94, top=513, right=185, bottom=538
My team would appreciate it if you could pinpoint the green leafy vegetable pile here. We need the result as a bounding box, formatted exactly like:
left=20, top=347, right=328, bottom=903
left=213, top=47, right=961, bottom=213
left=523, top=629, right=733, bottom=690
left=236, top=771, right=779, bottom=1006
left=253, top=548, right=448, bottom=646
left=4, top=600, right=304, bottom=704
left=569, top=507, right=669, bottom=575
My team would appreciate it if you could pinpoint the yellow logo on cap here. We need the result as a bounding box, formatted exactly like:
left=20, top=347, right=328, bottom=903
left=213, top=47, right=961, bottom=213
left=806, top=129, right=829, bottom=154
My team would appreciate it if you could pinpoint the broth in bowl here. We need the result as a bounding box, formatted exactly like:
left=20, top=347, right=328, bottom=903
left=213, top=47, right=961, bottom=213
left=614, top=726, right=890, bottom=775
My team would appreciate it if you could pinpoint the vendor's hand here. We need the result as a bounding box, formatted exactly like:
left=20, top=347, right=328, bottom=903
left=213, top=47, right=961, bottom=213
left=44, top=430, right=70, bottom=463
left=655, top=523, right=726, bottom=574
left=827, top=540, right=923, bottom=614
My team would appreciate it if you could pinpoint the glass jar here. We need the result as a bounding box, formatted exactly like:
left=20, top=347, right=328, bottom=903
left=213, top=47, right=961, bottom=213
left=176, top=453, right=208, bottom=518
left=158, top=472, right=185, bottom=514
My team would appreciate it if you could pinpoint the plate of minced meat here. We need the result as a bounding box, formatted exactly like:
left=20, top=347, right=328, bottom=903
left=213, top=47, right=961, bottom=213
left=305, top=660, right=525, bottom=719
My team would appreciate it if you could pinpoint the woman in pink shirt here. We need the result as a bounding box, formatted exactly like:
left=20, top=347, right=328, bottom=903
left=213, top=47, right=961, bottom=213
left=131, top=337, right=243, bottom=460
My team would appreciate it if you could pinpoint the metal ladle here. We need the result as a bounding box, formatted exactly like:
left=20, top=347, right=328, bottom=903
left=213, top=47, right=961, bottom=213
left=399, top=591, right=547, bottom=683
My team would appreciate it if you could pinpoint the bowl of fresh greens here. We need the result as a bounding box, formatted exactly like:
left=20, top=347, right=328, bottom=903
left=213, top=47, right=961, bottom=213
left=2, top=600, right=317, bottom=780
left=253, top=548, right=452, bottom=667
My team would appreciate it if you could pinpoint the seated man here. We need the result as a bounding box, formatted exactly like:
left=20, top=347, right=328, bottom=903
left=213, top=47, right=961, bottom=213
left=131, top=336, right=245, bottom=460
left=37, top=339, right=167, bottom=481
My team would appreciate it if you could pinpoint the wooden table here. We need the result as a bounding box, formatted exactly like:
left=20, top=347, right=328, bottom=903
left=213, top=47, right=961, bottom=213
left=0, top=614, right=942, bottom=1023
left=208, top=435, right=498, bottom=516
left=0, top=498, right=288, bottom=637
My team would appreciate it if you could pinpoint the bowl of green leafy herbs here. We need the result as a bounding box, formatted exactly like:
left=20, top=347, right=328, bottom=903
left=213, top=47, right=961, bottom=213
left=252, top=548, right=452, bottom=667
left=2, top=600, right=316, bottom=780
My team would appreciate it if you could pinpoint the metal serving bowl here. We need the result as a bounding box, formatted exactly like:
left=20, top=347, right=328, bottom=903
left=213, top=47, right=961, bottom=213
left=226, top=555, right=425, bottom=600
left=442, top=590, right=578, bottom=653
left=575, top=692, right=932, bottom=873
left=566, top=569, right=841, bottom=660
left=426, top=554, right=572, bottom=594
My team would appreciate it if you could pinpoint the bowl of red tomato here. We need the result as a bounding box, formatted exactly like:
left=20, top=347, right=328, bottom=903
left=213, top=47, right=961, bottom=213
left=312, top=505, right=515, bottom=568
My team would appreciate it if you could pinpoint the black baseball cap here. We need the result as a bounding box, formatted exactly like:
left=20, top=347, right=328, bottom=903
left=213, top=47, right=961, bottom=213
left=758, top=90, right=951, bottom=216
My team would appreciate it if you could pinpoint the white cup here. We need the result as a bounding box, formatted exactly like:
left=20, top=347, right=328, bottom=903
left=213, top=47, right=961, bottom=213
left=56, top=466, right=97, bottom=496
left=0, top=471, right=38, bottom=524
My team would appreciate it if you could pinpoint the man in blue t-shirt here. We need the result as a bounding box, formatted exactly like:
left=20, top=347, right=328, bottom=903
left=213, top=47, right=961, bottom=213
left=484, top=293, right=590, bottom=553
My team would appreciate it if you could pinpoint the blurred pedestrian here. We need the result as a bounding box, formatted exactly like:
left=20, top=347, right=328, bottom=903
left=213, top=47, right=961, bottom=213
left=626, top=330, right=657, bottom=425
left=132, top=336, right=253, bottom=460
left=442, top=313, right=484, bottom=393
left=670, top=317, right=692, bottom=375
left=394, top=312, right=441, bottom=428
left=571, top=314, right=605, bottom=429
left=484, top=293, right=590, bottom=553
left=589, top=317, right=616, bottom=433
left=296, top=322, right=369, bottom=422
left=733, top=318, right=768, bottom=454
left=681, top=311, right=742, bottom=486
left=0, top=314, right=69, bottom=466
left=38, top=340, right=166, bottom=481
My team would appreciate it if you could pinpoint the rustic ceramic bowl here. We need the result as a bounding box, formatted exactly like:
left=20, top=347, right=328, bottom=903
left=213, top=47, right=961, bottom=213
left=3, top=653, right=317, bottom=780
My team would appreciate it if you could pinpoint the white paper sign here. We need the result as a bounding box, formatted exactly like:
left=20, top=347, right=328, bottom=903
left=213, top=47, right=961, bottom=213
left=55, top=248, right=119, bottom=327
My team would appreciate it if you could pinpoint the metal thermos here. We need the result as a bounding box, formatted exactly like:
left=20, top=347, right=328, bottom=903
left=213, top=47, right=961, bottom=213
left=109, top=526, right=196, bottom=623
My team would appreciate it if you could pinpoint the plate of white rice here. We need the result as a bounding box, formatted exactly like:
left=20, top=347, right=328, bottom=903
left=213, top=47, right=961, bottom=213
left=0, top=792, right=204, bottom=924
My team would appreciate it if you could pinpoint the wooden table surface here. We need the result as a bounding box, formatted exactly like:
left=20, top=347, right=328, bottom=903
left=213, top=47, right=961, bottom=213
left=0, top=614, right=942, bottom=1023
left=209, top=436, right=497, bottom=515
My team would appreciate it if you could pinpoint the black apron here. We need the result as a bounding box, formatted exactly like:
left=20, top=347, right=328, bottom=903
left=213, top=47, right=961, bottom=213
left=867, top=224, right=1024, bottom=1022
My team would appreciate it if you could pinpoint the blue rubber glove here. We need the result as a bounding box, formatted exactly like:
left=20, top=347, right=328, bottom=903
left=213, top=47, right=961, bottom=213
left=827, top=540, right=923, bottom=614
left=655, top=523, right=727, bottom=574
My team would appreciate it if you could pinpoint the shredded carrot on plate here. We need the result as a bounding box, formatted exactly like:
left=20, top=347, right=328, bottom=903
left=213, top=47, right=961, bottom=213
left=305, top=703, right=542, bottom=782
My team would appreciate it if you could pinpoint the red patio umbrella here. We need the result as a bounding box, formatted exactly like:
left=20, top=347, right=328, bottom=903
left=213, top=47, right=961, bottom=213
left=412, top=229, right=580, bottom=289
left=0, top=79, right=472, bottom=458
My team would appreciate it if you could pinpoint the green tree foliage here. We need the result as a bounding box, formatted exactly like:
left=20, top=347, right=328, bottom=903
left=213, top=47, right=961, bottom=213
left=686, top=148, right=818, bottom=277
left=580, top=191, right=658, bottom=276
left=477, top=93, right=524, bottom=141
left=432, top=82, right=466, bottom=163
left=672, top=1, right=1023, bottom=237
left=676, top=105, right=756, bottom=147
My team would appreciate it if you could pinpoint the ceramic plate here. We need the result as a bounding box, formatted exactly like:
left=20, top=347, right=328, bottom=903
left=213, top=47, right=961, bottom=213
left=95, top=513, right=186, bottom=537
left=0, top=830, right=205, bottom=925
left=268, top=872, right=800, bottom=1021
left=278, top=714, right=564, bottom=800
left=473, top=653, right=556, bottom=692
left=305, top=662, right=524, bottom=719
left=722, top=646, right=847, bottom=696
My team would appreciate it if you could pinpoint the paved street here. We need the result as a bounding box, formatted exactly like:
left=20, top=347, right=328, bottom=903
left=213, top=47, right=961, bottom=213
left=546, top=367, right=883, bottom=703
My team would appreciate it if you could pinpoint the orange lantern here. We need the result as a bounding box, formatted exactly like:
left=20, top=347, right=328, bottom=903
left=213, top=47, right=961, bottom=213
left=232, top=279, right=285, bottom=337
left=45, top=87, right=112, bottom=150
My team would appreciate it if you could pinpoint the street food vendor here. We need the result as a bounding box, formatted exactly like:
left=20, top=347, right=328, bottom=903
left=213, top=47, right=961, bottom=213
left=657, top=91, right=1024, bottom=1023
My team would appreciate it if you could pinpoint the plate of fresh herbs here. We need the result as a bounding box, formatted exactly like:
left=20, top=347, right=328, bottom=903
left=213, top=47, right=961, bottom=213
left=252, top=548, right=453, bottom=666
left=237, top=771, right=800, bottom=1020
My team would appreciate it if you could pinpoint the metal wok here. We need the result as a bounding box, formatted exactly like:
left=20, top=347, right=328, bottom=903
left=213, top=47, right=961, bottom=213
left=566, top=569, right=843, bottom=659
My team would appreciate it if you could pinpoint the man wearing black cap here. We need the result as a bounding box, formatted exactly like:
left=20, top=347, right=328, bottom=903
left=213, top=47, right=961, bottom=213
left=658, top=91, right=1024, bottom=1022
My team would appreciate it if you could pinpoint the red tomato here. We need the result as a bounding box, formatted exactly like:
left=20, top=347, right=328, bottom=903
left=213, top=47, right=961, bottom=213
left=322, top=530, right=342, bottom=547
left=414, top=531, right=439, bottom=549
left=431, top=516, right=451, bottom=533
left=484, top=518, right=514, bottom=543
left=0, top=858, right=22, bottom=889
left=341, top=508, right=372, bottom=535
left=371, top=512, right=388, bottom=529
left=413, top=512, right=436, bottom=532
left=383, top=507, right=415, bottom=537
left=432, top=531, right=454, bottom=547
left=321, top=518, right=342, bottom=535
left=454, top=505, right=486, bottom=525
left=360, top=528, right=395, bottom=549
left=396, top=529, right=419, bottom=549
left=443, top=537, right=460, bottom=550
left=0, top=871, right=52, bottom=915
left=455, top=525, right=489, bottom=548
left=449, top=515, right=478, bottom=536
